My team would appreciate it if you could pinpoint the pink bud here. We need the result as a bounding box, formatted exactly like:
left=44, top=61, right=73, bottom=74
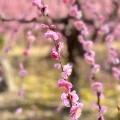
left=51, top=51, right=59, bottom=60
left=50, top=25, right=56, bottom=30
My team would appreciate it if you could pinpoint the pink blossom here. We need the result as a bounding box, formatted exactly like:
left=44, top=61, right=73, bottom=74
left=57, top=79, right=72, bottom=93
left=50, top=25, right=56, bottom=30
left=78, top=35, right=84, bottom=43
left=70, top=103, right=83, bottom=120
left=91, top=64, right=100, bottom=74
left=23, top=50, right=29, bottom=56
left=54, top=63, right=61, bottom=70
left=15, top=107, right=23, bottom=115
left=84, top=51, right=95, bottom=65
left=32, top=0, right=43, bottom=10
left=74, top=21, right=85, bottom=31
left=45, top=30, right=59, bottom=40
left=106, top=35, right=113, bottom=43
left=69, top=5, right=82, bottom=19
left=41, top=24, right=49, bottom=29
left=91, top=82, right=103, bottom=93
left=61, top=90, right=79, bottom=107
left=62, top=63, right=72, bottom=79
left=51, top=51, right=59, bottom=60
left=63, top=0, right=75, bottom=4
left=18, top=89, right=25, bottom=97
left=83, top=41, right=93, bottom=51
left=27, top=35, right=36, bottom=43
left=19, top=63, right=27, bottom=77
left=57, top=42, right=63, bottom=52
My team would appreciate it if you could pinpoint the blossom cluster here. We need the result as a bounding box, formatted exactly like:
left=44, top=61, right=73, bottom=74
left=45, top=28, right=83, bottom=120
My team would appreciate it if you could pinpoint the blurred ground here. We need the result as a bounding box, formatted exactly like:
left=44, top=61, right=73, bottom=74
left=0, top=42, right=120, bottom=120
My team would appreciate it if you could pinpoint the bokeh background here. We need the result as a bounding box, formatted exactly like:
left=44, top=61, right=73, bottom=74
left=0, top=0, right=120, bottom=120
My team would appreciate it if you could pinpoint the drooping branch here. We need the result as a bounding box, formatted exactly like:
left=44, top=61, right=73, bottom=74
left=0, top=16, right=40, bottom=24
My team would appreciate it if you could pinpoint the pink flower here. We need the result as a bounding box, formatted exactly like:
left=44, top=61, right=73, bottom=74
left=57, top=79, right=72, bottom=93
left=91, top=82, right=103, bottom=93
left=63, top=0, right=75, bottom=4
left=112, top=67, right=120, bottom=81
left=54, top=63, right=61, bottom=70
left=83, top=41, right=93, bottom=51
left=50, top=25, right=56, bottom=30
left=51, top=51, right=59, bottom=60
left=27, top=35, right=36, bottom=43
left=45, top=30, right=59, bottom=40
left=84, top=51, right=95, bottom=65
left=62, top=63, right=72, bottom=79
left=78, top=35, right=84, bottom=43
left=32, top=0, right=43, bottom=10
left=70, top=103, right=83, bottom=120
left=69, top=5, right=82, bottom=19
left=15, top=107, right=23, bottom=115
left=91, top=64, right=100, bottom=74
left=61, top=90, right=79, bottom=107
left=74, top=21, right=85, bottom=31
left=19, top=63, right=27, bottom=77
left=18, top=89, right=25, bottom=97
left=41, top=24, right=49, bottom=29
left=57, top=42, right=63, bottom=52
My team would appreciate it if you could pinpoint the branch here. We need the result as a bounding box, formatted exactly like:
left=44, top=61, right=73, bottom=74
left=0, top=16, right=40, bottom=24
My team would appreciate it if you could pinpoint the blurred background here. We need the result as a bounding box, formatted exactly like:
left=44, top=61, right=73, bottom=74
left=0, top=0, right=120, bottom=120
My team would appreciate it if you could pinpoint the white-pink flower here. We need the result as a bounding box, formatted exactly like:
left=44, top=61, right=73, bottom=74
left=61, top=90, right=79, bottom=107
left=57, top=79, right=72, bottom=93
left=27, top=35, right=36, bottom=43
left=83, top=41, right=93, bottom=51
left=62, top=63, right=72, bottom=79
left=54, top=63, right=61, bottom=70
left=91, top=64, right=100, bottom=74
left=84, top=51, right=95, bottom=65
left=74, top=21, right=85, bottom=31
left=91, top=82, right=103, bottom=93
left=70, top=103, right=83, bottom=120
left=19, top=63, right=27, bottom=77
left=69, top=5, right=82, bottom=19
left=45, top=30, right=59, bottom=40
left=32, top=0, right=43, bottom=10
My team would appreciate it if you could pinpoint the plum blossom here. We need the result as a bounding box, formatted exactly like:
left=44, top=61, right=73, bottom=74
left=69, top=5, right=82, bottom=19
left=45, top=30, right=59, bottom=40
left=91, top=64, right=100, bottom=74
left=57, top=79, right=72, bottom=93
left=19, top=63, right=27, bottom=77
left=91, top=82, right=103, bottom=94
left=74, top=21, right=85, bottom=31
left=84, top=51, right=95, bottom=65
left=32, top=0, right=43, bottom=10
left=51, top=51, right=59, bottom=60
left=83, top=41, right=93, bottom=51
left=27, top=35, right=36, bottom=43
left=62, top=63, right=73, bottom=79
left=112, top=67, right=120, bottom=81
left=61, top=90, right=79, bottom=107
left=15, top=108, right=23, bottom=115
left=63, top=0, right=75, bottom=4
left=70, top=103, right=83, bottom=120
left=54, top=63, right=61, bottom=70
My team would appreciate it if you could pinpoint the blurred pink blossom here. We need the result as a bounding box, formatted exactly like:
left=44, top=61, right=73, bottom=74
left=57, top=79, right=72, bottom=93
left=70, top=103, right=83, bottom=120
